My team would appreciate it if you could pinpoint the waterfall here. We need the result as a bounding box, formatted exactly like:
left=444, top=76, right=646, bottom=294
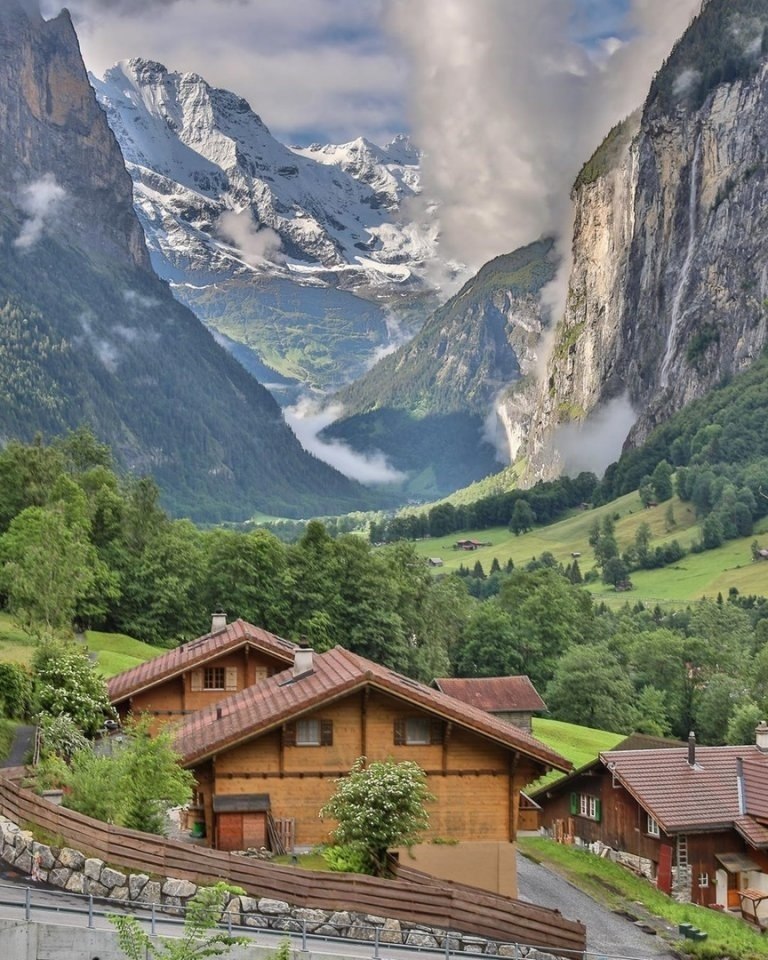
left=660, top=133, right=701, bottom=388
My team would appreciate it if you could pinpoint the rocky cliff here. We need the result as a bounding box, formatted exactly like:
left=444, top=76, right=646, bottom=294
left=523, top=0, right=768, bottom=478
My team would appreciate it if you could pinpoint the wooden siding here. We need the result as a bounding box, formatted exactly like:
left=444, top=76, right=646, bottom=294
left=0, top=776, right=585, bottom=955
left=117, top=648, right=285, bottom=726
left=205, top=689, right=528, bottom=847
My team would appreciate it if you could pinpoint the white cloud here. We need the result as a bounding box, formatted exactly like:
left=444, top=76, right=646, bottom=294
left=285, top=398, right=405, bottom=485
left=554, top=394, right=637, bottom=476
left=217, top=211, right=283, bottom=266
left=14, top=174, right=67, bottom=250
left=386, top=0, right=700, bottom=271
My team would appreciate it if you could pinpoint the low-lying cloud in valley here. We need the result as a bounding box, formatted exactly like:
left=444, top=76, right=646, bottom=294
left=14, top=174, right=66, bottom=250
left=553, top=394, right=637, bottom=477
left=217, top=210, right=284, bottom=266
left=285, top=399, right=405, bottom=486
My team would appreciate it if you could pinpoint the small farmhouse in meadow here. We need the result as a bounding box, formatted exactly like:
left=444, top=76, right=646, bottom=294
left=108, top=616, right=297, bottom=728
left=172, top=645, right=570, bottom=896
left=433, top=676, right=547, bottom=732
left=535, top=728, right=768, bottom=922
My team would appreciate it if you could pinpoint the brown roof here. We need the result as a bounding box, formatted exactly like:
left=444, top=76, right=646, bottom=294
left=601, top=745, right=768, bottom=840
left=744, top=757, right=768, bottom=820
left=174, top=646, right=570, bottom=772
left=433, top=676, right=546, bottom=714
left=108, top=619, right=297, bottom=703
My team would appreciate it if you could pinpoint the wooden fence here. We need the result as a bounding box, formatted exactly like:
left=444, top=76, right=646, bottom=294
left=0, top=777, right=585, bottom=955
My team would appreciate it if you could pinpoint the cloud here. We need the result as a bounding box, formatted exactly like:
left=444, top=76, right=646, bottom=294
left=284, top=398, right=406, bottom=485
left=553, top=393, right=637, bottom=476
left=366, top=311, right=409, bottom=367
left=14, top=174, right=67, bottom=250
left=386, top=0, right=700, bottom=270
left=217, top=210, right=284, bottom=266
left=122, top=289, right=159, bottom=310
left=78, top=313, right=120, bottom=372
left=49, top=0, right=405, bottom=144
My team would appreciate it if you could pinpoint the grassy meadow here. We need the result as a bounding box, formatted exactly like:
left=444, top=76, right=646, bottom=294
left=410, top=494, right=768, bottom=606
left=528, top=718, right=624, bottom=790
left=0, top=612, right=157, bottom=678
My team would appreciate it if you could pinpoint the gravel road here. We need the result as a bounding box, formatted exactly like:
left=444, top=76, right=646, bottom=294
left=516, top=852, right=677, bottom=959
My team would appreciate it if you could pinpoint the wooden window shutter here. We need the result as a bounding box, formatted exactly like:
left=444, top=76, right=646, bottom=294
left=190, top=670, right=203, bottom=692
left=283, top=723, right=296, bottom=747
left=320, top=719, right=333, bottom=746
left=429, top=719, right=444, bottom=745
left=569, top=792, right=579, bottom=815
left=594, top=798, right=602, bottom=822
left=394, top=719, right=406, bottom=745
left=225, top=667, right=238, bottom=691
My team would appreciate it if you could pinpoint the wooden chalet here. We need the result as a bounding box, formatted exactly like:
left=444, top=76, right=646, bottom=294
left=173, top=646, right=570, bottom=896
left=108, top=616, right=297, bottom=728
left=535, top=729, right=768, bottom=922
left=433, top=676, right=546, bottom=732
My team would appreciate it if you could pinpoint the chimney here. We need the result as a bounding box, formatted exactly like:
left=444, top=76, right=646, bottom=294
left=293, top=647, right=314, bottom=678
left=211, top=610, right=227, bottom=633
left=688, top=731, right=697, bottom=767
left=756, top=720, right=768, bottom=753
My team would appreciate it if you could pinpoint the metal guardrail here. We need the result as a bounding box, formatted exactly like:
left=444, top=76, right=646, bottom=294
left=0, top=881, right=662, bottom=960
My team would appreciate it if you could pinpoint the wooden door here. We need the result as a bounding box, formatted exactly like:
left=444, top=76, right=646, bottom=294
left=216, top=812, right=243, bottom=851
left=657, top=844, right=673, bottom=894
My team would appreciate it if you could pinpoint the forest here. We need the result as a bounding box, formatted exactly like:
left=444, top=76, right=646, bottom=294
left=1, top=429, right=768, bottom=749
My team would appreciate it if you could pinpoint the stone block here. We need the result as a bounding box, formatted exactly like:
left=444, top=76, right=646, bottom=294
left=84, top=858, right=104, bottom=881
left=239, top=896, right=259, bottom=914
left=328, top=911, right=352, bottom=929
left=273, top=918, right=303, bottom=932
left=406, top=930, right=439, bottom=948
left=162, top=878, right=197, bottom=899
left=101, top=866, right=127, bottom=889
left=258, top=897, right=291, bottom=915
left=128, top=873, right=149, bottom=900
left=294, top=908, right=329, bottom=927
left=65, top=873, right=87, bottom=895
left=244, top=915, right=270, bottom=928
left=15, top=851, right=32, bottom=874
left=137, top=880, right=162, bottom=904
left=111, top=885, right=129, bottom=903
left=380, top=918, right=403, bottom=944
left=86, top=880, right=109, bottom=898
left=48, top=867, right=72, bottom=889
left=32, top=843, right=55, bottom=870
left=58, top=847, right=85, bottom=871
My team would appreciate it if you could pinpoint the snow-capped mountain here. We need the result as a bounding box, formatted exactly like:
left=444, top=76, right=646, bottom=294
left=92, top=59, right=439, bottom=394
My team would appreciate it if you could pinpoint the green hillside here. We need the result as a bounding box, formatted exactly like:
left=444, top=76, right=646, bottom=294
left=0, top=613, right=156, bottom=678
left=409, top=494, right=768, bottom=606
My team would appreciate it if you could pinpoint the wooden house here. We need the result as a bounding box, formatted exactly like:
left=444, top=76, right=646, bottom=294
left=173, top=646, right=570, bottom=896
left=433, top=676, right=546, bottom=732
left=108, top=616, right=297, bottom=729
left=535, top=730, right=768, bottom=920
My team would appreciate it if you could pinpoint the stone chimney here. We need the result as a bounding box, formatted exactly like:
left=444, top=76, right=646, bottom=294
left=688, top=731, right=697, bottom=767
left=756, top=720, right=768, bottom=753
left=211, top=610, right=227, bottom=633
left=293, top=647, right=314, bottom=678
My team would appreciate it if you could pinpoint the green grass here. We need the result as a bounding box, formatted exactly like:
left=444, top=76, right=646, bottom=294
left=411, top=495, right=768, bottom=607
left=528, top=718, right=624, bottom=790
left=0, top=614, right=158, bottom=678
left=272, top=851, right=330, bottom=871
left=0, top=718, right=17, bottom=763
left=519, top=837, right=767, bottom=960
left=84, top=630, right=160, bottom=678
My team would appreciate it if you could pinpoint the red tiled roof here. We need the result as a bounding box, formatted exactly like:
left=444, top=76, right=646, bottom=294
left=601, top=745, right=768, bottom=838
left=433, top=676, right=546, bottom=713
left=174, top=646, right=570, bottom=772
left=744, top=757, right=768, bottom=820
left=108, top=619, right=297, bottom=703
left=735, top=815, right=768, bottom=848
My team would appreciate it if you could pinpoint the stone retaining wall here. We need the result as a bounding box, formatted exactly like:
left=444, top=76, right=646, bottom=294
left=0, top=818, right=558, bottom=958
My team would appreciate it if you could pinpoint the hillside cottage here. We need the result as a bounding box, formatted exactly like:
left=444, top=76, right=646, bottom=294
left=108, top=616, right=297, bottom=729
left=535, top=729, right=768, bottom=921
left=433, top=676, right=546, bottom=732
left=173, top=646, right=570, bottom=896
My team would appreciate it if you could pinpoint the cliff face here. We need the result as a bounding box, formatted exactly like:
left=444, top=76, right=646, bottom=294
left=0, top=3, right=149, bottom=269
left=524, top=55, right=768, bottom=478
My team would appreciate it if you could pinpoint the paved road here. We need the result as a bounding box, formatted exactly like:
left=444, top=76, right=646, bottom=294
left=517, top=853, right=676, bottom=959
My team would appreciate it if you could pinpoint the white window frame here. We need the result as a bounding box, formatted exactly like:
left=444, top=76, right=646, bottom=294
left=295, top=718, right=321, bottom=746
left=405, top=717, right=431, bottom=745
left=646, top=813, right=660, bottom=837
left=580, top=795, right=598, bottom=819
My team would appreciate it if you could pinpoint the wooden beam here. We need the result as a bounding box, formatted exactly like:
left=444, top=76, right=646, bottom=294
left=508, top=751, right=520, bottom=842
left=442, top=722, right=453, bottom=774
left=361, top=688, right=369, bottom=758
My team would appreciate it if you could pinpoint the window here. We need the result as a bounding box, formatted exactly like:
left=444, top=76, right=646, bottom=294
left=204, top=667, right=225, bottom=690
left=570, top=792, right=601, bottom=822
left=394, top=718, right=444, bottom=746
left=698, top=873, right=709, bottom=889
left=284, top=719, right=333, bottom=747
left=647, top=814, right=660, bottom=837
